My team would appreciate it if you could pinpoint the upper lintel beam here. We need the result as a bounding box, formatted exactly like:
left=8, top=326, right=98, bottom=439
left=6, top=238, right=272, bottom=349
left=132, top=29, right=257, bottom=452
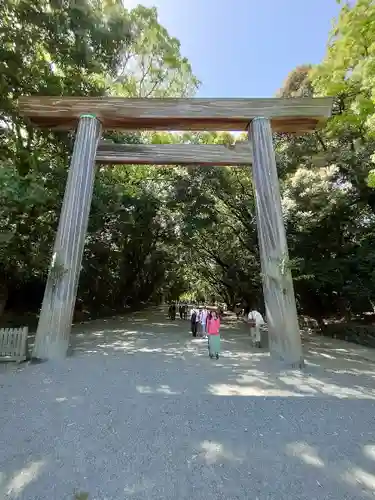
left=18, top=96, right=333, bottom=133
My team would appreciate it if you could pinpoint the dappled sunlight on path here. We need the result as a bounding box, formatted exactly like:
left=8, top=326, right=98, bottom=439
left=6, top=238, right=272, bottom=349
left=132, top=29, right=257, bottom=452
left=1, top=308, right=375, bottom=499
left=70, top=308, right=375, bottom=400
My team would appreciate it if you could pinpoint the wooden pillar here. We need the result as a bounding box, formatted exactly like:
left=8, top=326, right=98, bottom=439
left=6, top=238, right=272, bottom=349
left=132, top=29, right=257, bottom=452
left=32, top=114, right=101, bottom=360
left=248, top=117, right=304, bottom=368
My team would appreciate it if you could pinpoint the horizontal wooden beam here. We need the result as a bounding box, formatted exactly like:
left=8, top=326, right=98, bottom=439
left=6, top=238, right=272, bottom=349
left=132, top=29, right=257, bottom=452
left=96, top=143, right=252, bottom=166
left=18, top=96, right=333, bottom=133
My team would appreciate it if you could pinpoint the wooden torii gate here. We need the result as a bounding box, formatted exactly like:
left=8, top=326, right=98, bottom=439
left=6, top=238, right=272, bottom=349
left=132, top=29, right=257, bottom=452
left=19, top=96, right=332, bottom=366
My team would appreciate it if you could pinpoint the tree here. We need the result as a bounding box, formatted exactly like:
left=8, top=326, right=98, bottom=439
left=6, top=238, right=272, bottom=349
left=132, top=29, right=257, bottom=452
left=271, top=0, right=375, bottom=326
left=112, top=5, right=200, bottom=97
left=276, top=65, right=314, bottom=98
left=0, top=1, right=200, bottom=332
left=312, top=0, right=375, bottom=197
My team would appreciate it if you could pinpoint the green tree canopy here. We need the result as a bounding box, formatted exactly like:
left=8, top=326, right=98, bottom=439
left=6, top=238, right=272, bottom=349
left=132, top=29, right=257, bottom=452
left=2, top=0, right=375, bottom=341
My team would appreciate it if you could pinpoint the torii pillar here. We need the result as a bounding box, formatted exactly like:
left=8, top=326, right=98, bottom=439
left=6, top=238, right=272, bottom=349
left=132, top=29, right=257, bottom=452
left=249, top=118, right=304, bottom=368
left=33, top=114, right=101, bottom=359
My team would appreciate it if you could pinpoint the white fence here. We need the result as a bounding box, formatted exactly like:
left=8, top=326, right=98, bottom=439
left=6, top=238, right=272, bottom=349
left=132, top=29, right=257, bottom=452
left=0, top=327, right=28, bottom=362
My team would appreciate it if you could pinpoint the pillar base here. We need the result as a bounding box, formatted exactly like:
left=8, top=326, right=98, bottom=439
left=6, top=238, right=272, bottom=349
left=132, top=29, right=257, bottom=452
left=271, top=354, right=305, bottom=370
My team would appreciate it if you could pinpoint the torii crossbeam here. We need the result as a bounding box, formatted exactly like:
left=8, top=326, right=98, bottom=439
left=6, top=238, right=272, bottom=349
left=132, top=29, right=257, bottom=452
left=96, top=142, right=253, bottom=166
left=18, top=96, right=333, bottom=366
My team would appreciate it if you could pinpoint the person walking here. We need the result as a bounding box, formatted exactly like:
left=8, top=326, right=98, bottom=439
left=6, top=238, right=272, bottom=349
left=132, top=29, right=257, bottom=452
left=170, top=303, right=176, bottom=321
left=234, top=304, right=243, bottom=319
left=200, top=306, right=208, bottom=339
left=196, top=308, right=202, bottom=337
left=190, top=307, right=198, bottom=337
left=207, top=310, right=221, bottom=359
left=247, top=308, right=265, bottom=347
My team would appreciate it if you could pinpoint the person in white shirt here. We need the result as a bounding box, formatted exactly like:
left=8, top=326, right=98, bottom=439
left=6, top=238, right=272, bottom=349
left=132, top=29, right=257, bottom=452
left=248, top=308, right=265, bottom=347
left=200, top=307, right=208, bottom=338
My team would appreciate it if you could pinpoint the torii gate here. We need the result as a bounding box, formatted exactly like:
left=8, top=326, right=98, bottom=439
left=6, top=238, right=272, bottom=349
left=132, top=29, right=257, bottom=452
left=19, top=96, right=332, bottom=366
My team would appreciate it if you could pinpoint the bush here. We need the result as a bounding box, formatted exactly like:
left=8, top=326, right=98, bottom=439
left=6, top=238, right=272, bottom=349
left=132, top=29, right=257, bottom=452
left=321, top=323, right=375, bottom=348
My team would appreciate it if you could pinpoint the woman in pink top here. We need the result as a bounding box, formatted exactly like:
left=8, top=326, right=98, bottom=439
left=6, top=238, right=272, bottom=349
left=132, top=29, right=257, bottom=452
left=207, top=311, right=221, bottom=359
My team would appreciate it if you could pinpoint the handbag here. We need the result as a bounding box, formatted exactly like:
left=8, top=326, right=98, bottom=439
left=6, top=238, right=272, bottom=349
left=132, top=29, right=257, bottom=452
left=248, top=313, right=256, bottom=328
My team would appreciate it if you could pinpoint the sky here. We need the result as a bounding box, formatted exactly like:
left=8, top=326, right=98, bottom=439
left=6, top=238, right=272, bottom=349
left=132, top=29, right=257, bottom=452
left=124, top=0, right=342, bottom=98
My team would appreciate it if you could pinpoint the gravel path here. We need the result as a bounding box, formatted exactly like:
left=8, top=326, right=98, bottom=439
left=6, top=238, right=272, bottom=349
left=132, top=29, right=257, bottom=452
left=1, top=308, right=375, bottom=499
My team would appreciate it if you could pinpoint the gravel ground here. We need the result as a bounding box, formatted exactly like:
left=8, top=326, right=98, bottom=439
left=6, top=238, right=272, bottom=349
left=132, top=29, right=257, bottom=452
left=1, top=309, right=375, bottom=499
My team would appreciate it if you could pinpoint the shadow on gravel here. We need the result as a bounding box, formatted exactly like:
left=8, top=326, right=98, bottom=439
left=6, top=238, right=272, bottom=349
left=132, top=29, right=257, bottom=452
left=1, top=391, right=375, bottom=499
left=1, top=310, right=375, bottom=499
left=68, top=313, right=375, bottom=400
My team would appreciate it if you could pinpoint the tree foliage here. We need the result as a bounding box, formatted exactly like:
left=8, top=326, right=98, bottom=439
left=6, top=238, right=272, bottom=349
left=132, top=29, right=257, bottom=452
left=1, top=0, right=375, bottom=335
left=0, top=0, right=198, bottom=322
